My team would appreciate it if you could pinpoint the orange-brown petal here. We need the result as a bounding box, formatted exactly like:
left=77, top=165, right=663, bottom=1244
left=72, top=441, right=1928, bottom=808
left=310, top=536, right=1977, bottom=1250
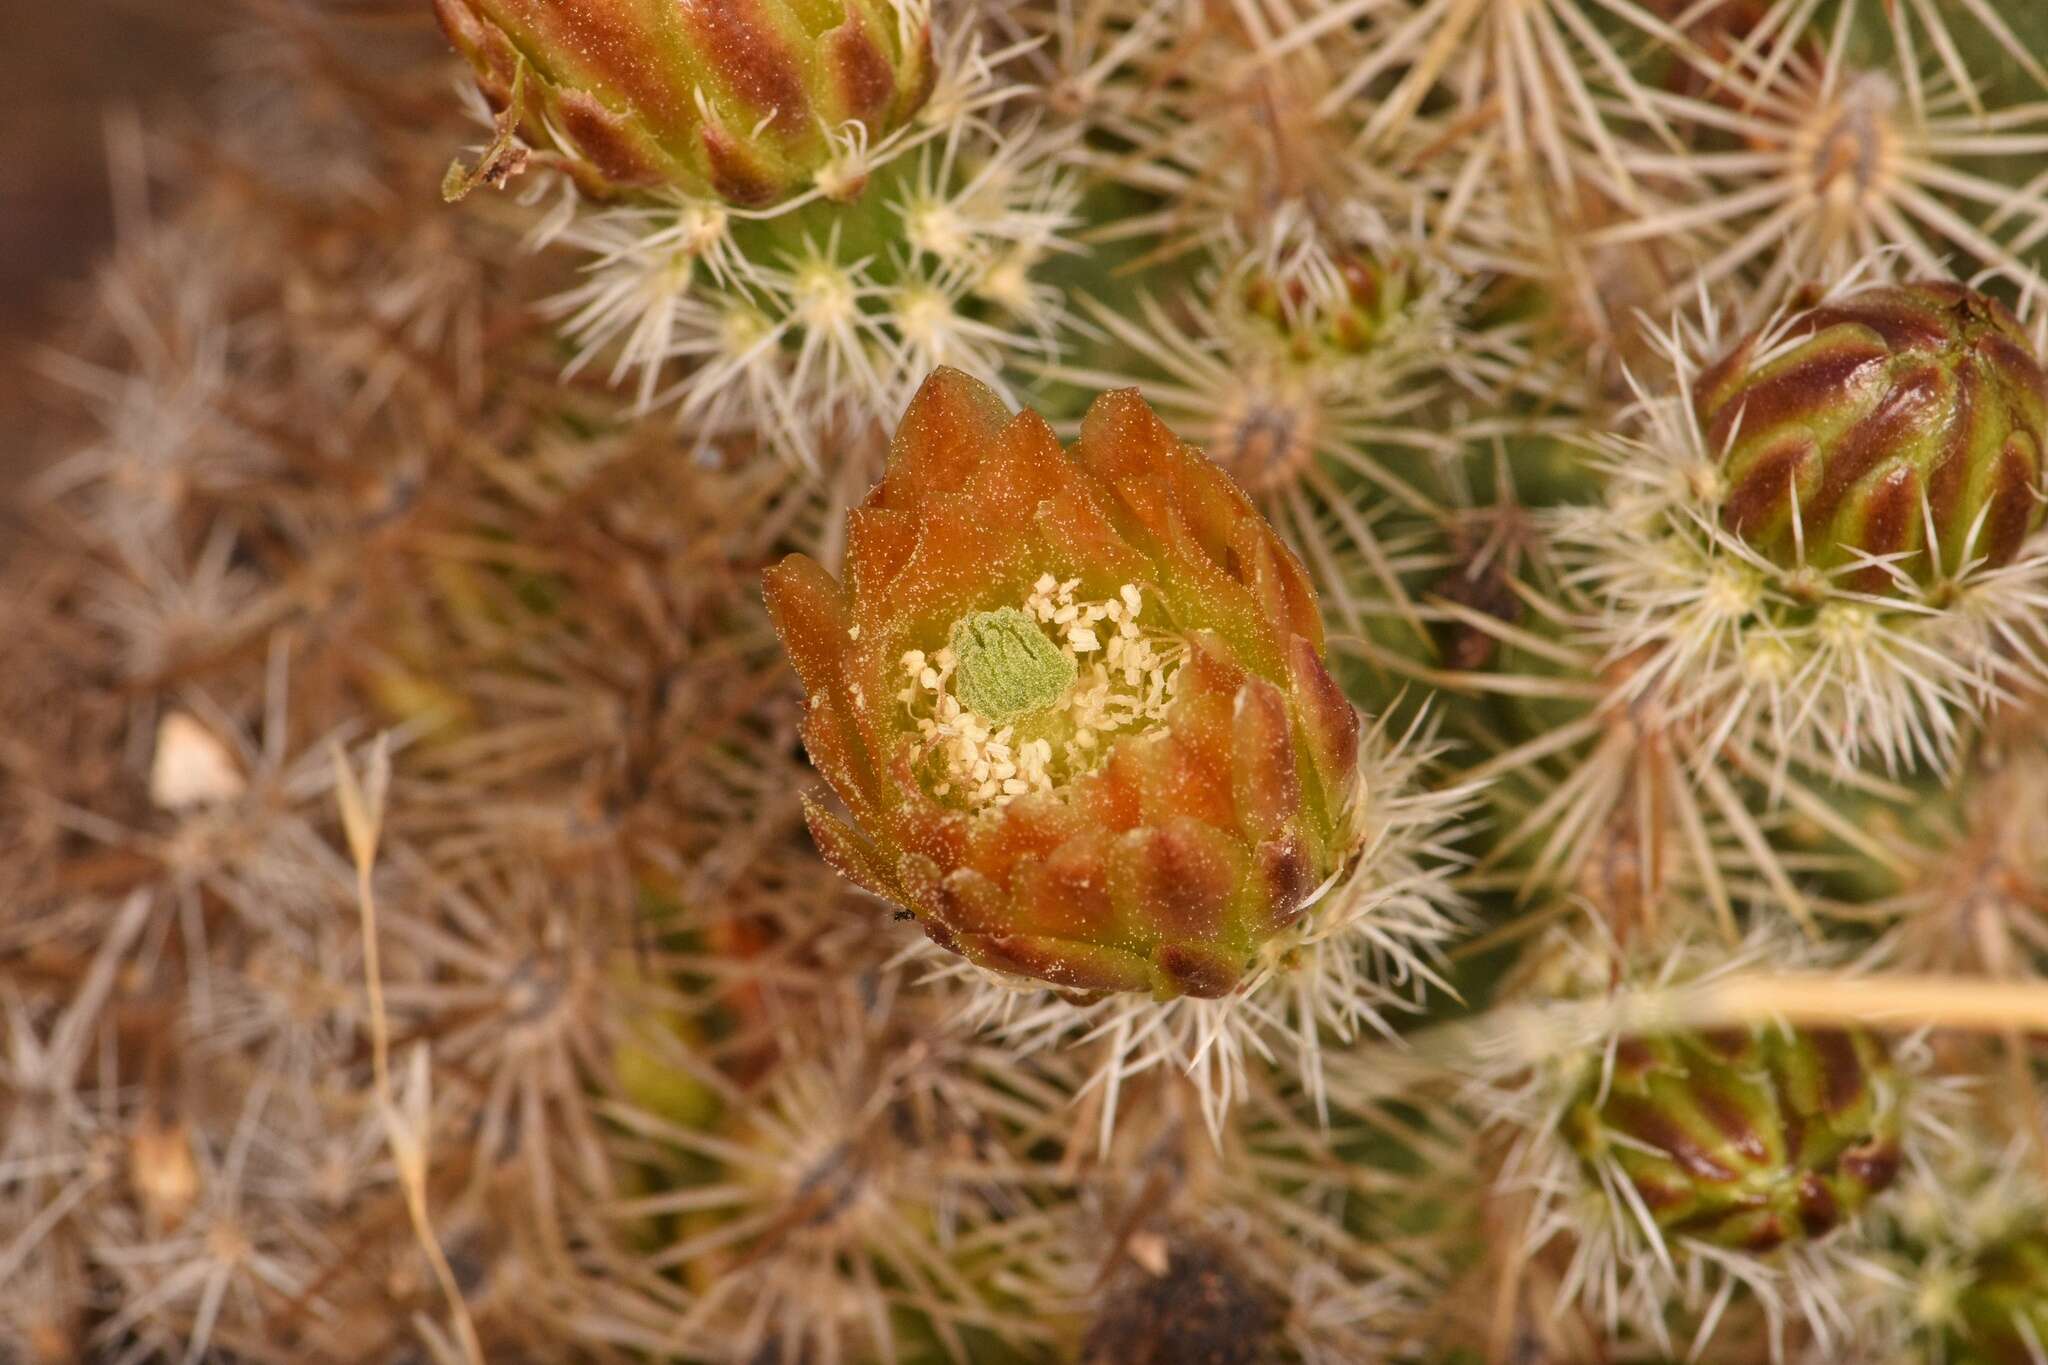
left=957, top=932, right=1155, bottom=994
left=1231, top=674, right=1303, bottom=841
left=880, top=367, right=1015, bottom=509
left=802, top=795, right=902, bottom=904
left=1108, top=816, right=1242, bottom=945
left=1287, top=633, right=1360, bottom=801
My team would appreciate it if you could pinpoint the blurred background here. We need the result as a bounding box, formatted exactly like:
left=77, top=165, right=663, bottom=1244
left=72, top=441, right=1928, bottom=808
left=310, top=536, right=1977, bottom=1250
left=2, top=8, right=214, bottom=438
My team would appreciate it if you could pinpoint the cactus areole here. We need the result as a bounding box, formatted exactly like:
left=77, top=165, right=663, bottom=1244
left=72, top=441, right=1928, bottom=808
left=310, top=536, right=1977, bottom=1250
left=764, top=368, right=1363, bottom=1001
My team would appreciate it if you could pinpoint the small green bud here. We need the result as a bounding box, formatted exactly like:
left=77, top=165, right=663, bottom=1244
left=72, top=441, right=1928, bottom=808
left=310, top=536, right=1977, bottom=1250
left=1242, top=251, right=1413, bottom=364
left=1567, top=1025, right=1904, bottom=1253
left=949, top=607, right=1076, bottom=725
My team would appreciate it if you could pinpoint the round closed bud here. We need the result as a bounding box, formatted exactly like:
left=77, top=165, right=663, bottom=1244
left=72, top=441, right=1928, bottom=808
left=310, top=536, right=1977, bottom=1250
left=1694, top=282, right=2048, bottom=586
left=432, top=0, right=935, bottom=204
left=1566, top=1025, right=1904, bottom=1253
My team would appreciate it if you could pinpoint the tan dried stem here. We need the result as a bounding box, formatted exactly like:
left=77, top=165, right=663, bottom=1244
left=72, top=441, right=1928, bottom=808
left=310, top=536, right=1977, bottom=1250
left=332, top=736, right=484, bottom=1365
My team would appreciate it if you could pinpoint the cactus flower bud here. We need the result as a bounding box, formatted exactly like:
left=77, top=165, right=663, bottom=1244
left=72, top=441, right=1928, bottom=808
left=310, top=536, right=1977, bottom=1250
left=1566, top=1025, right=1904, bottom=1253
left=764, top=368, right=1361, bottom=1000
left=432, top=0, right=935, bottom=203
left=1694, top=282, right=2048, bottom=586
left=1242, top=251, right=1415, bottom=363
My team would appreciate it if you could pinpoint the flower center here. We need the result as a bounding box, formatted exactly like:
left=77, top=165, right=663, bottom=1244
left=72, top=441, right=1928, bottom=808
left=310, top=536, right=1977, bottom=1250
left=949, top=607, right=1077, bottom=724
left=899, top=577, right=1184, bottom=813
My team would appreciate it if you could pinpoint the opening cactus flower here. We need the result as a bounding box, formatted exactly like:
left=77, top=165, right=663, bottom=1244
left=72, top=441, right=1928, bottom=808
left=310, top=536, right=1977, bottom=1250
left=432, top=0, right=934, bottom=203
left=1695, top=281, right=2048, bottom=587
left=764, top=368, right=1363, bottom=1001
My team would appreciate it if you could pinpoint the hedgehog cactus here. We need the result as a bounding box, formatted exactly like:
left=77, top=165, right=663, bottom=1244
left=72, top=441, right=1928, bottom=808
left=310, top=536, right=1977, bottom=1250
left=27, top=2, right=2048, bottom=1364
left=1696, top=282, right=2048, bottom=585
left=764, top=367, right=1361, bottom=999
left=431, top=0, right=933, bottom=202
left=1566, top=1025, right=1905, bottom=1253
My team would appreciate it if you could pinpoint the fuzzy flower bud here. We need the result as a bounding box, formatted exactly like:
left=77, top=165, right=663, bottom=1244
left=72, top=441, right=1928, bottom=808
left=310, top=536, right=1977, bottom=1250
left=1695, top=282, right=2048, bottom=585
left=1566, top=1025, right=1903, bottom=1253
left=432, top=0, right=934, bottom=203
left=764, top=368, right=1361, bottom=1000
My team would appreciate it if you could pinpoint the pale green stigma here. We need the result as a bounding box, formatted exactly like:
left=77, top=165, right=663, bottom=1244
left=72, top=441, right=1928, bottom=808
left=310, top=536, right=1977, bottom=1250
left=949, top=607, right=1076, bottom=724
